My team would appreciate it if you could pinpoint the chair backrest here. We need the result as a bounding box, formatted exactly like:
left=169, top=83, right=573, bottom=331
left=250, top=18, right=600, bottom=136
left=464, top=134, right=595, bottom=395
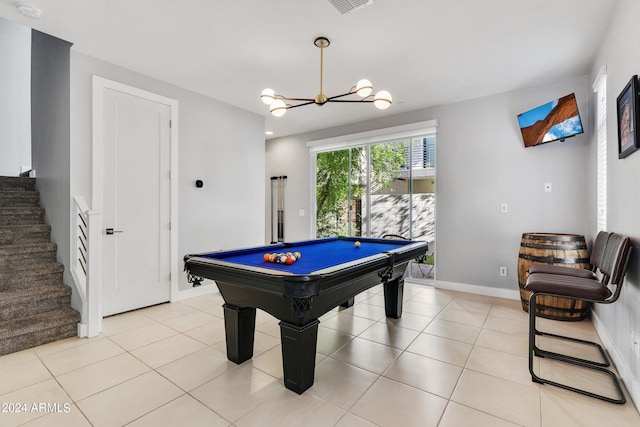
left=590, top=231, right=612, bottom=270
left=599, top=233, right=632, bottom=303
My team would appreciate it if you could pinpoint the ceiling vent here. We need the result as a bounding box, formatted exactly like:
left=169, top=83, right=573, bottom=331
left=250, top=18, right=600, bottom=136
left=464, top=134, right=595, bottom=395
left=327, top=0, right=375, bottom=15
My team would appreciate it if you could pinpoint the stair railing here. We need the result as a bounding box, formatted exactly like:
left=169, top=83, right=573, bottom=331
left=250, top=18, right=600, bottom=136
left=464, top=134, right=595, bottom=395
left=72, top=196, right=102, bottom=337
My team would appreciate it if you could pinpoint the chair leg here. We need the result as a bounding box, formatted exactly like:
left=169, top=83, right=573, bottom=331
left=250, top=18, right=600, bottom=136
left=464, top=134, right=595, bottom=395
left=531, top=307, right=610, bottom=369
left=528, top=292, right=626, bottom=404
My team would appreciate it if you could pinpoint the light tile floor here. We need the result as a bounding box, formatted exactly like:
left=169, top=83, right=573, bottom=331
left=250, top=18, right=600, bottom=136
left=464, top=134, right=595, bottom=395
left=1, top=282, right=639, bottom=426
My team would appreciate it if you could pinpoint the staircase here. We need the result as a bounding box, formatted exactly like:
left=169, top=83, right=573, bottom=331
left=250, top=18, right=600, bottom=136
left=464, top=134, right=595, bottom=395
left=0, top=176, right=80, bottom=355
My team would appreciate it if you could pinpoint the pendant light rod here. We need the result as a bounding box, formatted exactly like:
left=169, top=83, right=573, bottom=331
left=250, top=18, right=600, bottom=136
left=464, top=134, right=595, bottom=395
left=316, top=37, right=328, bottom=104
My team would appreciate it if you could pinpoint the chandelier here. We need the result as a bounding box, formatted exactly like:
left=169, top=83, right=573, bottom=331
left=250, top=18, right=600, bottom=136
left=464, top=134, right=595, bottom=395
left=260, top=37, right=392, bottom=117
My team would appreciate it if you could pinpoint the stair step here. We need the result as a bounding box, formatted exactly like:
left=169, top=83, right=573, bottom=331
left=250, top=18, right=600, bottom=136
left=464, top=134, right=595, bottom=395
left=0, top=263, right=64, bottom=291
left=0, top=243, right=57, bottom=267
left=0, top=191, right=40, bottom=208
left=0, top=224, right=52, bottom=245
left=0, top=177, right=36, bottom=192
left=0, top=284, right=72, bottom=321
left=0, top=207, right=45, bottom=226
left=0, top=306, right=80, bottom=356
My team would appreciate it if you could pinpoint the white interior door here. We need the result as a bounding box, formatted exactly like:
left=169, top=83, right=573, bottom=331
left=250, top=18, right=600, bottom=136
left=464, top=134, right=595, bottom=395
left=101, top=88, right=171, bottom=316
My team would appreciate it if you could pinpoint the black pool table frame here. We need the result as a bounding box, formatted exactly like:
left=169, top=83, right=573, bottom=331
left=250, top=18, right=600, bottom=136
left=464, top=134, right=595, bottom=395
left=184, top=236, right=428, bottom=394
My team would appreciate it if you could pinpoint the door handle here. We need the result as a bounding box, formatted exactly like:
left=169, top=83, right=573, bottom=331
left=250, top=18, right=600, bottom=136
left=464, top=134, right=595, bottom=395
left=105, top=228, right=124, bottom=235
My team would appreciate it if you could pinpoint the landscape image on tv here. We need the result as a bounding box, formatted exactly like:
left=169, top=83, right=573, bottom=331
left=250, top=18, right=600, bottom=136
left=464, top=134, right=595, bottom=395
left=517, top=93, right=584, bottom=147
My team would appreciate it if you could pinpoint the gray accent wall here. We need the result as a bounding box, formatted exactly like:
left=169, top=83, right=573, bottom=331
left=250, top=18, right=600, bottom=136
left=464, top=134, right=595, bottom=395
left=266, top=76, right=590, bottom=292
left=30, top=30, right=73, bottom=301
left=0, top=17, right=31, bottom=176
left=589, top=0, right=640, bottom=405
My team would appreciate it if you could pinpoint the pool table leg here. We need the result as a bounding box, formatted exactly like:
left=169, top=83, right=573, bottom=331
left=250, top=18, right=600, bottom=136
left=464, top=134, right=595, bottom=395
left=279, top=319, right=320, bottom=394
left=223, top=304, right=256, bottom=364
left=383, top=277, right=404, bottom=318
left=340, top=296, right=355, bottom=308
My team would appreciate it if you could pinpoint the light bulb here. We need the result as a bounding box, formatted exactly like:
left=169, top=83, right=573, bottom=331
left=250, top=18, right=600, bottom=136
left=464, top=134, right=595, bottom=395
left=270, top=99, right=287, bottom=117
left=355, top=79, right=373, bottom=97
left=373, top=90, right=392, bottom=110
left=260, top=88, right=276, bottom=105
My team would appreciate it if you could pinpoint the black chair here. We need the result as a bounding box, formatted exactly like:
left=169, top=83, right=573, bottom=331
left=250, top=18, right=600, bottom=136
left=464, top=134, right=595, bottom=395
left=525, top=232, right=632, bottom=404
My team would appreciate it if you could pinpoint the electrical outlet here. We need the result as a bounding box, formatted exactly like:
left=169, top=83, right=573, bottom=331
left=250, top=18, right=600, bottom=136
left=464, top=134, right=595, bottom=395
left=500, top=203, right=508, bottom=213
left=499, top=266, right=507, bottom=277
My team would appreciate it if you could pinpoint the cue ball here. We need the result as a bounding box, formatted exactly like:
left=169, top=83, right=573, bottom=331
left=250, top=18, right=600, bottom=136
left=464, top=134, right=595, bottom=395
left=354, top=241, right=361, bottom=248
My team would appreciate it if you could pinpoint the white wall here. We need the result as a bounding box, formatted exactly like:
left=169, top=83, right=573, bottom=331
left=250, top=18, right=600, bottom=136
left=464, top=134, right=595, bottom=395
left=70, top=52, right=266, bottom=292
left=266, top=76, right=590, bottom=292
left=0, top=17, right=31, bottom=176
left=589, top=0, right=640, bottom=406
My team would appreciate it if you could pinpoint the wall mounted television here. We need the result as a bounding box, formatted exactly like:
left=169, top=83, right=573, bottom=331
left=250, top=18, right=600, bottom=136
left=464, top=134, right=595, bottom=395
left=517, top=93, right=584, bottom=147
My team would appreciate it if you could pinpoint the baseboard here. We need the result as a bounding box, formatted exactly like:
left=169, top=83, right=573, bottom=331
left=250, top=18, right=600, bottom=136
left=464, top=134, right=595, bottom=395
left=591, top=311, right=640, bottom=410
left=77, top=322, right=87, bottom=338
left=427, top=279, right=521, bottom=301
left=174, top=282, right=219, bottom=301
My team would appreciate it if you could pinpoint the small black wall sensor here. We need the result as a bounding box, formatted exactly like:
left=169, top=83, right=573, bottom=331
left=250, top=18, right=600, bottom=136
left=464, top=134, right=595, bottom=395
left=195, top=180, right=204, bottom=188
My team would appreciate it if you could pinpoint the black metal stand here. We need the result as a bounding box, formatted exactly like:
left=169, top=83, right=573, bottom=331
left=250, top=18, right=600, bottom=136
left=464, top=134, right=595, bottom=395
left=528, top=292, right=626, bottom=404
left=270, top=175, right=287, bottom=244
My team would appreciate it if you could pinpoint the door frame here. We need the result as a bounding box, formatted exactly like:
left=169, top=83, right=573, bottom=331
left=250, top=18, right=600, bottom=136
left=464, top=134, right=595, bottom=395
left=91, top=75, right=179, bottom=331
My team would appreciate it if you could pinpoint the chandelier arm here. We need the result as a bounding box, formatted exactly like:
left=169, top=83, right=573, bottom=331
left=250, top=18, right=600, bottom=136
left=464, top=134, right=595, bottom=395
left=328, top=99, right=374, bottom=103
left=278, top=97, right=316, bottom=102
left=324, top=91, right=357, bottom=101
left=286, top=100, right=317, bottom=109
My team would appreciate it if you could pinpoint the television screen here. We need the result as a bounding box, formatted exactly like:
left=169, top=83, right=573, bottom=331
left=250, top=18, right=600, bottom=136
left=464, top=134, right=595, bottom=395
left=517, top=93, right=584, bottom=147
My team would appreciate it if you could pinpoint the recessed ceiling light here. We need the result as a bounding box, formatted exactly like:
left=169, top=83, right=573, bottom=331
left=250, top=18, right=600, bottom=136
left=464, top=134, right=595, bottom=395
left=265, top=131, right=274, bottom=136
left=17, top=3, right=43, bottom=19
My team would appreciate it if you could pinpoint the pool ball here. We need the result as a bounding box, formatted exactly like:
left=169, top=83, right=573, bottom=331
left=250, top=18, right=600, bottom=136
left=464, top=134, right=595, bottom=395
left=263, top=253, right=270, bottom=262
left=294, top=251, right=301, bottom=260
left=354, top=241, right=361, bottom=248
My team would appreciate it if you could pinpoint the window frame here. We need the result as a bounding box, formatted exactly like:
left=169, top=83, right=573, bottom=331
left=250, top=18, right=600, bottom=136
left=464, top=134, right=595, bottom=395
left=593, top=66, right=607, bottom=233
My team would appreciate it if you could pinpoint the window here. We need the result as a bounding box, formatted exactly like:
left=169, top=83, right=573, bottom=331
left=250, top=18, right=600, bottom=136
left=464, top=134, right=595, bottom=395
left=404, top=136, right=435, bottom=169
left=309, top=121, right=438, bottom=280
left=593, top=67, right=607, bottom=232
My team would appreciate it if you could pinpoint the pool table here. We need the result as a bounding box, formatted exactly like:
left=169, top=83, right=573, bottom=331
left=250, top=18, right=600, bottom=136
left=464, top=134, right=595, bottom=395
left=183, top=236, right=428, bottom=394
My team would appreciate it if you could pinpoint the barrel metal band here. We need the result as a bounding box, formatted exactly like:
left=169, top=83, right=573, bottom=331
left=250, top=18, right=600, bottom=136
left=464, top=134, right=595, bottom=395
left=521, top=234, right=585, bottom=242
left=518, top=254, right=590, bottom=264
left=520, top=243, right=587, bottom=250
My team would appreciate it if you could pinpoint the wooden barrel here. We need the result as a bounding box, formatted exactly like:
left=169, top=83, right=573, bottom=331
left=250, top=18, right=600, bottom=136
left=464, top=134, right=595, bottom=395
left=517, top=232, right=590, bottom=321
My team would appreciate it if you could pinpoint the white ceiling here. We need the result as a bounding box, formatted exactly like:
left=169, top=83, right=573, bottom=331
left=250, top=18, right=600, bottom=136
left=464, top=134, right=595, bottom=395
left=0, top=0, right=617, bottom=139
